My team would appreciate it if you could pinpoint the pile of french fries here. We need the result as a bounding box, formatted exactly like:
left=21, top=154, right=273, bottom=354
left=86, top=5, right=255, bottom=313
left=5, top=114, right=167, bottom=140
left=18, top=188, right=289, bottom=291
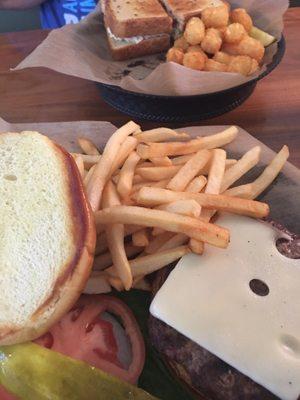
left=72, top=122, right=289, bottom=293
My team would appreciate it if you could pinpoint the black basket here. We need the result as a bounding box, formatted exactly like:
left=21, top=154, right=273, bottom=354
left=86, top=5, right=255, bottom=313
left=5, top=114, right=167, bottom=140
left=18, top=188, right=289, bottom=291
left=98, top=36, right=285, bottom=123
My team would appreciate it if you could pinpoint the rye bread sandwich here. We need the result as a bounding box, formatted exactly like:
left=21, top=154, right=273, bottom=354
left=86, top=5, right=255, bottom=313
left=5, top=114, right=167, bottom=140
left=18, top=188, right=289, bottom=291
left=0, top=131, right=96, bottom=346
left=102, top=0, right=172, bottom=61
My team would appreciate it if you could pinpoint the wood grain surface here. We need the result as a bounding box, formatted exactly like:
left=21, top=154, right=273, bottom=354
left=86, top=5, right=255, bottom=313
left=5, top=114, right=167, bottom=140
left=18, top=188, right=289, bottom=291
left=0, top=8, right=299, bottom=167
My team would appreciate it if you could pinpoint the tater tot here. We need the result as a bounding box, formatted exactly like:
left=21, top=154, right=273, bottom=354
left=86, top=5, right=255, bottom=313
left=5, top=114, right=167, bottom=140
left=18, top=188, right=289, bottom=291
left=230, top=8, right=253, bottom=33
left=183, top=51, right=206, bottom=70
left=204, top=59, right=228, bottom=72
left=213, top=51, right=233, bottom=64
left=217, top=26, right=227, bottom=39
left=201, top=5, right=229, bottom=29
left=224, top=23, right=247, bottom=44
left=166, top=47, right=184, bottom=64
left=201, top=28, right=222, bottom=55
left=222, top=0, right=231, bottom=11
left=223, top=36, right=265, bottom=63
left=249, top=58, right=259, bottom=74
left=227, top=55, right=258, bottom=76
left=184, top=17, right=205, bottom=45
left=174, top=36, right=189, bottom=52
left=186, top=45, right=208, bottom=61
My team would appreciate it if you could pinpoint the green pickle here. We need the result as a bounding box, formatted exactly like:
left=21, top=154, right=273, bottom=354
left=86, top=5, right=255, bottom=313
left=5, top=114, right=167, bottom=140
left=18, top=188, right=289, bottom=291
left=0, top=343, right=158, bottom=400
left=250, top=26, right=276, bottom=47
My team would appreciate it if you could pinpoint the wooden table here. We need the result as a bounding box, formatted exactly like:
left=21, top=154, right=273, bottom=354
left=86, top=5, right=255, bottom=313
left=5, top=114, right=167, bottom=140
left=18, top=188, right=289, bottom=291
left=0, top=8, right=299, bottom=167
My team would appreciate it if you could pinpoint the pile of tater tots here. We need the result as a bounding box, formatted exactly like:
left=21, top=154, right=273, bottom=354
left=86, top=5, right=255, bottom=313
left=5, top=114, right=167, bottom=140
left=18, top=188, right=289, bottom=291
left=167, top=3, right=268, bottom=76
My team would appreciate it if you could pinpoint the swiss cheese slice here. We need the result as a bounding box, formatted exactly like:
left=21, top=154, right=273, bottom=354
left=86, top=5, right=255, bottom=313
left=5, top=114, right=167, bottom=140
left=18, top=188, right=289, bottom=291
left=151, top=215, right=300, bottom=400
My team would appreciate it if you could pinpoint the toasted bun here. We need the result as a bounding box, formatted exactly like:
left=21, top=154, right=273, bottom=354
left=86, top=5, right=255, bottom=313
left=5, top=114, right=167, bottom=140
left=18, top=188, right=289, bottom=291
left=107, top=34, right=170, bottom=61
left=0, top=131, right=96, bottom=345
left=103, top=0, right=172, bottom=37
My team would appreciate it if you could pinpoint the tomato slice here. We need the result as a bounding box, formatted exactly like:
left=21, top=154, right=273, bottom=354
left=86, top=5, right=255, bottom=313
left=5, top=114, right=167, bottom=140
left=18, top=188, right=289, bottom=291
left=36, top=295, right=145, bottom=384
left=0, top=385, right=16, bottom=400
left=0, top=295, right=145, bottom=399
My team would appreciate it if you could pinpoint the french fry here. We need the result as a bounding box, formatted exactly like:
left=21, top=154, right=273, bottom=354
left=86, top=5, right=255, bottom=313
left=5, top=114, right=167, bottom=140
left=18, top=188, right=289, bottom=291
left=84, top=164, right=96, bottom=186
left=107, top=246, right=190, bottom=278
left=167, top=149, right=211, bottom=191
left=93, top=243, right=142, bottom=271
left=122, top=197, right=136, bottom=206
left=159, top=233, right=189, bottom=251
left=186, top=175, right=207, bottom=193
left=134, top=128, right=190, bottom=142
left=145, top=231, right=175, bottom=254
left=131, top=181, right=157, bottom=193
left=226, top=159, right=238, bottom=169
left=138, top=161, right=154, bottom=168
left=83, top=272, right=111, bottom=294
left=96, top=225, right=144, bottom=256
left=201, top=148, right=227, bottom=220
left=72, top=154, right=101, bottom=169
left=93, top=251, right=113, bottom=271
left=102, top=181, right=132, bottom=290
left=124, top=224, right=145, bottom=235
left=171, top=154, right=195, bottom=165
left=194, top=149, right=226, bottom=247
left=205, top=149, right=227, bottom=194
left=225, top=145, right=289, bottom=200
left=131, top=179, right=169, bottom=193
left=117, top=151, right=140, bottom=199
left=110, top=136, right=138, bottom=176
left=151, top=179, right=170, bottom=188
left=220, top=146, right=261, bottom=192
left=132, top=229, right=149, bottom=247
left=132, top=175, right=144, bottom=184
left=78, top=137, right=100, bottom=156
left=151, top=227, right=164, bottom=236
left=96, top=228, right=145, bottom=253
left=111, top=173, right=119, bottom=185
left=108, top=276, right=124, bottom=291
left=86, top=121, right=140, bottom=211
left=74, top=154, right=85, bottom=178
left=136, top=187, right=269, bottom=218
left=223, top=185, right=254, bottom=198
left=137, top=126, right=238, bottom=158
left=150, top=156, right=172, bottom=166
left=155, top=199, right=202, bottom=218
left=107, top=275, right=152, bottom=291
left=95, top=206, right=230, bottom=248
left=133, top=277, right=151, bottom=291
left=248, top=145, right=289, bottom=199
left=189, top=239, right=204, bottom=255
left=136, top=165, right=181, bottom=181
left=196, top=158, right=238, bottom=176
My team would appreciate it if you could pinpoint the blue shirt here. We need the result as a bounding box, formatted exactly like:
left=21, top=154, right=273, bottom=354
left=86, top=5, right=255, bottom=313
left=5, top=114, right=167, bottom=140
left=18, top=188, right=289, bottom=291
left=41, top=0, right=96, bottom=29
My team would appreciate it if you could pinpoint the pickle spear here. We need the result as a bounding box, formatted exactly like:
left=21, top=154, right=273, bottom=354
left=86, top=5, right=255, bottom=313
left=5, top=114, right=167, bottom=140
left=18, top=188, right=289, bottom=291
left=0, top=343, right=158, bottom=400
left=250, top=27, right=276, bottom=47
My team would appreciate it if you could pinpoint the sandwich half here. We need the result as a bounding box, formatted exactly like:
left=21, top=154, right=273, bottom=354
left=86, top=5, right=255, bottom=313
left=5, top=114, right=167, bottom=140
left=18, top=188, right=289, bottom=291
left=0, top=131, right=96, bottom=345
left=103, top=0, right=172, bottom=61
